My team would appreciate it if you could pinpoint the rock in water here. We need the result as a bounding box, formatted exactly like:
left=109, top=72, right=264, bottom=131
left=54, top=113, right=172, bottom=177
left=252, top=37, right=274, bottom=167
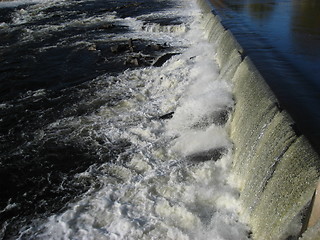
left=110, top=44, right=128, bottom=53
left=186, top=148, right=227, bottom=162
left=128, top=38, right=134, bottom=52
left=152, top=53, right=179, bottom=67
left=148, top=44, right=165, bottom=51
left=159, top=111, right=174, bottom=120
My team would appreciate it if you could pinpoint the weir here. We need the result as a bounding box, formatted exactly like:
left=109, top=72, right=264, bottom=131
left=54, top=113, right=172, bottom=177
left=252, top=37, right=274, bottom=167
left=196, top=0, right=320, bottom=239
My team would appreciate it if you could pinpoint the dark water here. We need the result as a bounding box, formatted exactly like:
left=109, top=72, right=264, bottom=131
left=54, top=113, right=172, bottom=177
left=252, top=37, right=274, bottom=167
left=209, top=0, right=320, bottom=151
left=0, top=0, right=182, bottom=238
left=0, top=0, right=177, bottom=101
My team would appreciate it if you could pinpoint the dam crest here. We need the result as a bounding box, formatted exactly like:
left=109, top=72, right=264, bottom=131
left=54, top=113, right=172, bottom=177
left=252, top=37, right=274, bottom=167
left=196, top=0, right=320, bottom=239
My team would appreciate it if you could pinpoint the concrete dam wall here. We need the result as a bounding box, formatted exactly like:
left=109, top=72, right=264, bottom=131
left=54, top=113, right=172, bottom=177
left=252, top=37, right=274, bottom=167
left=196, top=0, right=320, bottom=239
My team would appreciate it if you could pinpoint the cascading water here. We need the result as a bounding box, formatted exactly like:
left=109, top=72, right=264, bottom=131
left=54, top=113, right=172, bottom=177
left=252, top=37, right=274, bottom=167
left=196, top=0, right=320, bottom=240
left=2, top=0, right=319, bottom=238
left=0, top=0, right=251, bottom=239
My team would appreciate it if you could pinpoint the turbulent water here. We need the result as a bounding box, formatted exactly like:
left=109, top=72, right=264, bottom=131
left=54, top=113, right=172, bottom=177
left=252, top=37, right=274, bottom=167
left=0, top=0, right=250, bottom=239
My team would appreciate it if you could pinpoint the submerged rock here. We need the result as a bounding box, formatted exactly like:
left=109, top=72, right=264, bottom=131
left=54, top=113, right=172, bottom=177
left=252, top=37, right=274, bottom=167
left=152, top=53, right=179, bottom=67
left=110, top=39, right=136, bottom=53
left=109, top=39, right=176, bottom=68
left=128, top=38, right=134, bottom=52
left=88, top=45, right=97, bottom=51
left=191, top=109, right=232, bottom=129
left=124, top=57, right=140, bottom=66
left=186, top=147, right=227, bottom=162
left=147, top=43, right=165, bottom=51
left=110, top=44, right=128, bottom=53
left=124, top=55, right=151, bottom=67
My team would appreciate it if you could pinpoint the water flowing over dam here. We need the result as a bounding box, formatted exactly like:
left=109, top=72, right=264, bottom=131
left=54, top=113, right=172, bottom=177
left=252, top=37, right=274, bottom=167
left=0, top=0, right=319, bottom=239
left=0, top=0, right=249, bottom=238
left=196, top=0, right=320, bottom=239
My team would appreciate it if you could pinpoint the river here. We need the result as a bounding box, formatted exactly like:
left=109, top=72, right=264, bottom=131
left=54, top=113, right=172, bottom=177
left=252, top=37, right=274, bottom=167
left=209, top=0, right=320, bottom=151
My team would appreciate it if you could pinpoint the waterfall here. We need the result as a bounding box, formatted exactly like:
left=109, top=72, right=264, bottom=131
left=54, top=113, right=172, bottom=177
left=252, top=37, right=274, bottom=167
left=196, top=0, right=320, bottom=239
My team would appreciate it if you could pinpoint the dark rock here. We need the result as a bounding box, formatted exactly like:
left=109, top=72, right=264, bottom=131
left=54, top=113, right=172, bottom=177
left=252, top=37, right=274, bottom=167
left=128, top=38, right=134, bottom=52
left=111, top=39, right=136, bottom=53
left=110, top=45, right=118, bottom=53
left=186, top=147, right=227, bottom=162
left=88, top=45, right=97, bottom=51
left=159, top=111, right=174, bottom=120
left=129, top=58, right=139, bottom=66
left=124, top=55, right=151, bottom=67
left=211, top=109, right=230, bottom=126
left=128, top=38, right=134, bottom=48
left=153, top=53, right=179, bottom=67
left=124, top=56, right=138, bottom=66
left=191, top=109, right=231, bottom=129
left=148, top=44, right=165, bottom=51
left=111, top=44, right=128, bottom=53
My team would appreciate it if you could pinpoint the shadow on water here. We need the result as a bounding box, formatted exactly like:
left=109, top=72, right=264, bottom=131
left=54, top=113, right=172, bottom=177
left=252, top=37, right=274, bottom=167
left=247, top=2, right=275, bottom=20
left=209, top=0, right=276, bottom=15
left=291, top=0, right=320, bottom=56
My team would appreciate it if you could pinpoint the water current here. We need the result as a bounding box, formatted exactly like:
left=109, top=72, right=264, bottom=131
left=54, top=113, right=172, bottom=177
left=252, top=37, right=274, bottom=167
left=0, top=0, right=250, bottom=239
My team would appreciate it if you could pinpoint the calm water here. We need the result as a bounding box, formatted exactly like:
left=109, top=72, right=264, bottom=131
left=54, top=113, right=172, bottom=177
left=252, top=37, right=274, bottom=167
left=209, top=0, right=320, bottom=151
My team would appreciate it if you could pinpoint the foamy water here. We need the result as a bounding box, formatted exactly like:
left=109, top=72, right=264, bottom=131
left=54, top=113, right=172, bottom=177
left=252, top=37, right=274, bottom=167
left=0, top=0, right=249, bottom=239
left=0, top=0, right=50, bottom=8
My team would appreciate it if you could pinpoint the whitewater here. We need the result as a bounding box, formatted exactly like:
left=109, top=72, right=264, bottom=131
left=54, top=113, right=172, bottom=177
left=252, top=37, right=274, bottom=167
left=0, top=0, right=250, bottom=239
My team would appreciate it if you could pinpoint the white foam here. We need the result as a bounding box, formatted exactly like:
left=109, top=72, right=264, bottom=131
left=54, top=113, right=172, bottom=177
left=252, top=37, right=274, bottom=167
left=170, top=125, right=231, bottom=157
left=17, top=0, right=250, bottom=239
left=0, top=0, right=52, bottom=8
